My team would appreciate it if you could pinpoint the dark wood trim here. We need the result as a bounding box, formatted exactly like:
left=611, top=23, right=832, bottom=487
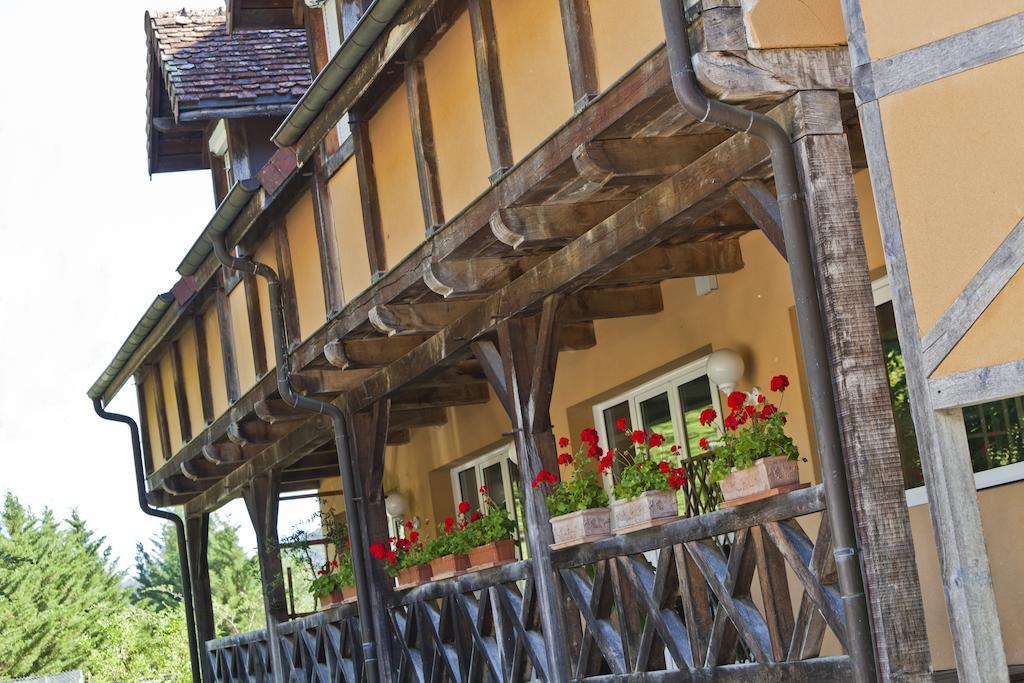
left=170, top=339, right=193, bottom=443
left=150, top=362, right=173, bottom=462
left=215, top=273, right=241, bottom=404
left=242, top=272, right=269, bottom=377
left=272, top=221, right=303, bottom=347
left=557, top=0, right=599, bottom=109
left=184, top=513, right=216, bottom=683
left=312, top=155, right=346, bottom=315
left=350, top=113, right=387, bottom=278
left=468, top=0, right=513, bottom=177
left=135, top=380, right=157, bottom=476
left=404, top=60, right=445, bottom=233
left=243, top=469, right=288, bottom=676
left=193, top=314, right=215, bottom=425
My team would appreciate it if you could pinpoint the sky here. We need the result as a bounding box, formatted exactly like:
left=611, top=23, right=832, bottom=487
left=0, top=0, right=317, bottom=569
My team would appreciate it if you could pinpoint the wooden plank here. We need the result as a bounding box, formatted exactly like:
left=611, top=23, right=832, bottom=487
left=405, top=60, right=445, bottom=233
left=920, top=216, right=1024, bottom=375
left=184, top=512, right=216, bottom=683
left=855, top=95, right=1007, bottom=681
left=728, top=180, right=786, bottom=259
left=150, top=362, right=173, bottom=463
left=272, top=222, right=302, bottom=349
left=792, top=99, right=930, bottom=678
left=467, top=0, right=512, bottom=177
left=170, top=340, right=193, bottom=444
left=929, top=359, right=1024, bottom=410
left=557, top=0, right=599, bottom=109
left=243, top=470, right=288, bottom=679
left=862, top=11, right=1024, bottom=103
left=695, top=47, right=852, bottom=102
left=350, top=114, right=387, bottom=278
left=135, top=381, right=157, bottom=476
left=242, top=272, right=268, bottom=378
left=489, top=201, right=630, bottom=250
left=312, top=157, right=346, bottom=315
left=325, top=334, right=432, bottom=369
left=215, top=275, right=241, bottom=404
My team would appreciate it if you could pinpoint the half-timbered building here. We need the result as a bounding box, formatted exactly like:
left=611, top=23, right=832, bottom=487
left=89, top=1, right=1024, bottom=681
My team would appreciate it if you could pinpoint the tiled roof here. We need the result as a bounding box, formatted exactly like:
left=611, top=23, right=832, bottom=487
left=148, top=9, right=311, bottom=118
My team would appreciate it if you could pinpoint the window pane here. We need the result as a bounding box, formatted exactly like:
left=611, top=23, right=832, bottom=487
left=678, top=377, right=716, bottom=457
left=482, top=462, right=506, bottom=510
left=457, top=468, right=478, bottom=510
left=875, top=301, right=925, bottom=488
left=639, top=392, right=678, bottom=461
left=602, top=401, right=633, bottom=480
left=508, top=459, right=529, bottom=559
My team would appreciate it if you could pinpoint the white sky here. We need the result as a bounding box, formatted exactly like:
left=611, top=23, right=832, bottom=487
left=0, top=0, right=318, bottom=569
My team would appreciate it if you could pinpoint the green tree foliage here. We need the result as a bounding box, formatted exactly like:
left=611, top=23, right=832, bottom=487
left=83, top=604, right=191, bottom=682
left=133, top=516, right=266, bottom=636
left=0, top=493, right=127, bottom=679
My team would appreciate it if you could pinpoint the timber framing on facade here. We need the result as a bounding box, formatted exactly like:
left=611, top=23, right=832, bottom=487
left=89, top=1, right=1024, bottom=681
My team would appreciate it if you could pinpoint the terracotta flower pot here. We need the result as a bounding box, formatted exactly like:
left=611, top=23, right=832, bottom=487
left=468, top=539, right=517, bottom=570
left=549, top=507, right=611, bottom=549
left=340, top=585, right=358, bottom=604
left=718, top=455, right=805, bottom=506
left=396, top=563, right=433, bottom=589
left=611, top=490, right=680, bottom=534
left=318, top=589, right=343, bottom=610
left=430, top=553, right=471, bottom=579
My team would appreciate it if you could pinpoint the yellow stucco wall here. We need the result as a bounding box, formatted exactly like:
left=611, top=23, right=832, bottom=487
left=589, top=0, right=664, bottom=91
left=859, top=0, right=1024, bottom=61
left=228, top=283, right=257, bottom=393
left=142, top=378, right=163, bottom=466
left=877, top=51, right=1024, bottom=375
left=329, top=157, right=373, bottom=300
left=179, top=323, right=206, bottom=435
left=741, top=0, right=846, bottom=48
left=203, top=304, right=229, bottom=416
left=368, top=86, right=423, bottom=269
left=285, top=194, right=328, bottom=340
left=492, top=0, right=573, bottom=161
left=158, top=353, right=183, bottom=450
left=424, top=12, right=491, bottom=216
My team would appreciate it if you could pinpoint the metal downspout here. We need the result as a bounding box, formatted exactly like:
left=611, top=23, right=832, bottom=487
left=659, top=1, right=876, bottom=680
left=91, top=398, right=203, bottom=683
left=210, top=238, right=381, bottom=683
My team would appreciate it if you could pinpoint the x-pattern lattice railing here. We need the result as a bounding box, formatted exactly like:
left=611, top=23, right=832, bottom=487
left=206, top=485, right=850, bottom=682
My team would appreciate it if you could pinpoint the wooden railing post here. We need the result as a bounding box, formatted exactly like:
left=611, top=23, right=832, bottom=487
left=243, top=470, right=287, bottom=683
left=351, top=400, right=396, bottom=682
left=184, top=513, right=217, bottom=683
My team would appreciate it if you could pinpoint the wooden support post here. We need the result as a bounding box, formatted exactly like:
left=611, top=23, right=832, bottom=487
left=350, top=401, right=395, bottom=681
left=350, top=112, right=388, bottom=280
left=243, top=470, right=287, bottom=683
left=170, top=340, right=193, bottom=443
left=557, top=0, right=599, bottom=110
left=311, top=155, right=346, bottom=315
left=193, top=315, right=215, bottom=425
left=214, top=273, right=241, bottom=403
left=185, top=513, right=216, bottom=683
left=150, top=363, right=173, bottom=463
left=492, top=297, right=573, bottom=681
left=791, top=90, right=930, bottom=679
left=242, top=273, right=268, bottom=378
left=405, top=60, right=445, bottom=233
left=272, top=223, right=302, bottom=349
left=468, top=0, right=513, bottom=178
left=134, top=380, right=157, bottom=475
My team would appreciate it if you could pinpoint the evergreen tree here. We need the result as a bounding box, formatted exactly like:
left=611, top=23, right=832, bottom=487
left=0, top=494, right=127, bottom=679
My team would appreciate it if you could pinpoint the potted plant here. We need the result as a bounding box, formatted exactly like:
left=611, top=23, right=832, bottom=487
left=310, top=560, right=344, bottom=610
left=370, top=523, right=433, bottom=589
left=284, top=508, right=356, bottom=611
left=703, top=374, right=805, bottom=505
left=532, top=429, right=611, bottom=548
left=607, top=419, right=688, bottom=533
left=336, top=553, right=358, bottom=603
left=464, top=486, right=517, bottom=569
left=426, top=512, right=472, bottom=579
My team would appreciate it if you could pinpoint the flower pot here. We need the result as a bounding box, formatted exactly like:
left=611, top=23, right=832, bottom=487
left=340, top=585, right=358, bottom=604
left=718, top=455, right=806, bottom=507
left=549, top=507, right=612, bottom=549
left=396, top=563, right=433, bottom=589
left=318, top=589, right=343, bottom=610
left=468, top=539, right=517, bottom=570
left=430, top=553, right=471, bottom=579
left=611, top=490, right=680, bottom=534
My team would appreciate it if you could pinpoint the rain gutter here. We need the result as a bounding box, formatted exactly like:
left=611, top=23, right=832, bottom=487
left=87, top=293, right=175, bottom=401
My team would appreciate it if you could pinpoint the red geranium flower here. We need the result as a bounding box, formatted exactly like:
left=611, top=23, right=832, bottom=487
left=770, top=374, right=789, bottom=392
left=649, top=433, right=665, bottom=447
left=598, top=452, right=615, bottom=473
left=670, top=444, right=679, bottom=453
left=580, top=427, right=599, bottom=444
left=727, top=391, right=747, bottom=410
left=557, top=452, right=573, bottom=465
left=586, top=444, right=603, bottom=459
left=668, top=467, right=687, bottom=490
left=699, top=408, right=717, bottom=426
left=631, top=429, right=647, bottom=445
left=558, top=436, right=570, bottom=448
left=444, top=517, right=454, bottom=533
left=369, top=542, right=386, bottom=560
left=458, top=500, right=471, bottom=514
left=744, top=405, right=757, bottom=417
left=658, top=461, right=670, bottom=474
left=386, top=551, right=397, bottom=566
left=616, top=417, right=628, bottom=431
left=396, top=538, right=410, bottom=552
left=760, top=404, right=778, bottom=419
left=699, top=437, right=710, bottom=451
left=409, top=531, right=419, bottom=544
left=470, top=511, right=481, bottom=522
left=724, top=414, right=739, bottom=431
left=404, top=520, right=415, bottom=530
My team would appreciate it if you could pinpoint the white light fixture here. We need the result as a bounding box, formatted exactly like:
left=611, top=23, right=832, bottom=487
left=384, top=491, right=408, bottom=518
left=305, top=0, right=328, bottom=7
left=706, top=348, right=744, bottom=395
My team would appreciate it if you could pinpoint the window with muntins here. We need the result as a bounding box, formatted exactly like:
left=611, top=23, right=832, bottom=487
left=450, top=445, right=528, bottom=559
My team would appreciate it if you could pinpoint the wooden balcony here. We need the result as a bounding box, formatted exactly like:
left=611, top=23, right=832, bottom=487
left=205, top=486, right=850, bottom=681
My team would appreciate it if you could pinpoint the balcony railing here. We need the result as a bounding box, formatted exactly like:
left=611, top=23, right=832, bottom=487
left=206, top=485, right=849, bottom=681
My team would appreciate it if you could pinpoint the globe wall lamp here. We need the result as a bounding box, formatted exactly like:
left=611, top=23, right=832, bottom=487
left=706, top=348, right=745, bottom=395
left=384, top=490, right=408, bottom=518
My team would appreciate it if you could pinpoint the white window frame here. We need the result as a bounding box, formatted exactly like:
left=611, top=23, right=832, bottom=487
left=321, top=0, right=351, bottom=146
left=450, top=443, right=518, bottom=517
left=592, top=355, right=723, bottom=497
left=873, top=275, right=1024, bottom=506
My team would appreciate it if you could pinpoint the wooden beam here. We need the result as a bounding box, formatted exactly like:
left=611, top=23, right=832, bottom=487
left=468, top=0, right=513, bottom=177
left=181, top=458, right=238, bottom=482
left=150, top=363, right=173, bottom=463
left=184, top=514, right=216, bottom=683
left=170, top=340, right=193, bottom=444
left=557, top=0, right=598, bottom=109
left=405, top=60, right=445, bottom=233
left=312, top=158, right=346, bottom=315
left=350, top=114, right=387, bottom=278
left=290, top=367, right=376, bottom=394
left=193, top=314, right=215, bottom=425
left=423, top=255, right=539, bottom=299
left=214, top=275, right=241, bottom=403
left=135, top=381, right=157, bottom=475
left=273, top=222, right=302, bottom=348
left=728, top=180, right=786, bottom=259
left=202, top=441, right=256, bottom=465
left=572, top=135, right=731, bottom=185
left=388, top=407, right=448, bottom=431
left=599, top=239, right=745, bottom=285
left=369, top=300, right=477, bottom=336
left=386, top=429, right=411, bottom=445
left=489, top=200, right=629, bottom=250
left=390, top=383, right=490, bottom=410
left=929, top=359, right=1024, bottom=410
left=227, top=419, right=295, bottom=446
left=243, top=470, right=287, bottom=677
left=242, top=272, right=268, bottom=378
left=255, top=399, right=308, bottom=424
left=324, top=334, right=432, bottom=369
